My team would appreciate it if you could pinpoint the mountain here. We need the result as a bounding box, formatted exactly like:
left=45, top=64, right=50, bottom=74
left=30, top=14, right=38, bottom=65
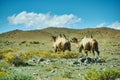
left=0, top=27, right=120, bottom=42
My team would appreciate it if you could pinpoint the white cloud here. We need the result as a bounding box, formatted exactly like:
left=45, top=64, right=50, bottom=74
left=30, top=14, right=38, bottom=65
left=108, top=21, right=120, bottom=30
left=96, top=23, right=106, bottom=28
left=96, top=21, right=120, bottom=30
left=8, top=11, right=81, bottom=29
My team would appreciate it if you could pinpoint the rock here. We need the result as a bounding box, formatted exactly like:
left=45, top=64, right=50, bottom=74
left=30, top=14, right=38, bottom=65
left=32, top=58, right=37, bottom=63
left=46, top=59, right=51, bottom=63
left=51, top=69, right=55, bottom=73
left=33, top=73, right=38, bottom=76
left=84, top=63, right=88, bottom=66
left=22, top=62, right=29, bottom=66
left=80, top=58, right=86, bottom=63
left=95, top=58, right=106, bottom=63
left=43, top=61, right=50, bottom=65
left=38, top=57, right=45, bottom=62
left=111, top=65, right=116, bottom=68
left=73, top=61, right=80, bottom=65
left=86, top=57, right=94, bottom=63
left=76, top=57, right=105, bottom=65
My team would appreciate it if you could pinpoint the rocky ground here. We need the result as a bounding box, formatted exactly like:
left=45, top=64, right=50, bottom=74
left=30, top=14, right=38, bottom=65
left=7, top=54, right=120, bottom=80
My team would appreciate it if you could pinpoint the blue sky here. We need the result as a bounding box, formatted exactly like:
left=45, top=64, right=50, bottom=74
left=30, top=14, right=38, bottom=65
left=0, top=0, right=120, bottom=33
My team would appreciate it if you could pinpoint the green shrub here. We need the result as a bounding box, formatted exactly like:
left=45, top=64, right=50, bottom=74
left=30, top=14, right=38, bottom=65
left=0, top=54, right=4, bottom=60
left=63, top=71, right=72, bottom=79
left=21, top=41, right=26, bottom=44
left=0, top=60, right=10, bottom=71
left=12, top=55, right=24, bottom=66
left=84, top=68, right=120, bottom=80
left=30, top=41, right=40, bottom=44
left=0, top=72, right=34, bottom=80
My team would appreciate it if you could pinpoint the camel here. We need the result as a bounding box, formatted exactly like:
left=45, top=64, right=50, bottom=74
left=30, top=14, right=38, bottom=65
left=51, top=34, right=71, bottom=52
left=71, top=36, right=100, bottom=56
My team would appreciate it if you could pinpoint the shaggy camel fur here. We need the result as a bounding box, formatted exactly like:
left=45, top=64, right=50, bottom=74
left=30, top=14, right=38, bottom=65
left=71, top=36, right=100, bottom=56
left=51, top=34, right=71, bottom=52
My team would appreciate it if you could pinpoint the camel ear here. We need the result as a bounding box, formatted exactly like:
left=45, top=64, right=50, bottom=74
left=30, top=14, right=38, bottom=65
left=74, top=37, right=78, bottom=42
left=59, top=34, right=62, bottom=37
left=72, top=37, right=78, bottom=43
left=63, top=34, right=66, bottom=38
left=51, top=36, right=56, bottom=42
left=91, top=35, right=93, bottom=38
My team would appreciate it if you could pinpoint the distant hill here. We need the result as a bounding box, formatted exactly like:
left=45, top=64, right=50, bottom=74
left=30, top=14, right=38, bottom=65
left=0, top=27, right=120, bottom=42
left=0, top=29, right=51, bottom=42
left=43, top=27, right=120, bottom=40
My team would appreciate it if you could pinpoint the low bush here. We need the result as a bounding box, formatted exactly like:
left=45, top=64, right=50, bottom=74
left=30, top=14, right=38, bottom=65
left=0, top=48, right=13, bottom=60
left=84, top=68, right=120, bottom=80
left=12, top=55, right=24, bottom=66
left=0, top=60, right=10, bottom=71
left=4, top=52, right=14, bottom=63
left=4, top=52, right=24, bottom=66
left=0, top=71, right=7, bottom=77
left=0, top=54, right=4, bottom=60
left=21, top=41, right=26, bottom=44
left=0, top=48, right=13, bottom=53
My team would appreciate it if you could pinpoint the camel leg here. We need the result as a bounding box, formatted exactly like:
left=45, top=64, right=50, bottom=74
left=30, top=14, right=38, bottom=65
left=55, top=48, right=57, bottom=52
left=94, top=47, right=100, bottom=56
left=85, top=50, right=88, bottom=57
left=68, top=47, right=71, bottom=51
left=96, top=50, right=100, bottom=56
left=79, top=47, right=82, bottom=53
left=55, top=47, right=58, bottom=52
left=63, top=49, right=65, bottom=52
left=92, top=50, right=95, bottom=56
left=94, top=43, right=100, bottom=56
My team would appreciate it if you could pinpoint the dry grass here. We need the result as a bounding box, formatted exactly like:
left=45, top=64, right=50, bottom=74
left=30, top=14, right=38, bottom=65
left=25, top=50, right=80, bottom=58
left=51, top=77, right=71, bottom=80
left=0, top=71, right=7, bottom=77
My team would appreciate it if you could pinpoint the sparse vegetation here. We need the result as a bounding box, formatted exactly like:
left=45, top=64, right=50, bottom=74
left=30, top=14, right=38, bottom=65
left=0, top=72, right=34, bottom=80
left=51, top=51, right=80, bottom=58
left=84, top=68, right=120, bottom=80
left=0, top=60, right=10, bottom=71
left=63, top=71, right=72, bottom=79
left=25, top=50, right=80, bottom=58
left=0, top=27, right=120, bottom=80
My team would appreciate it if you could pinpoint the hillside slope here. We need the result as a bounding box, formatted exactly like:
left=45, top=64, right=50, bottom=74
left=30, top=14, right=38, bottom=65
left=0, top=29, right=52, bottom=42
left=43, top=27, right=120, bottom=40
left=0, top=27, right=120, bottom=42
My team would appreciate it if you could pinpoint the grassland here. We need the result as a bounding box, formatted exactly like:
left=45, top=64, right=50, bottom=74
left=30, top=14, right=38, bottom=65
left=0, top=27, right=120, bottom=80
